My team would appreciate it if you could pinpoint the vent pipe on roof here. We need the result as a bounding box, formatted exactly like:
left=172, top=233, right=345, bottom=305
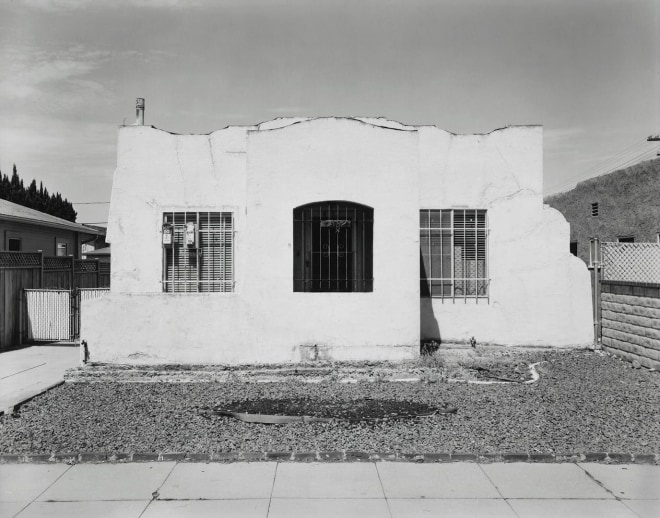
left=134, top=98, right=145, bottom=125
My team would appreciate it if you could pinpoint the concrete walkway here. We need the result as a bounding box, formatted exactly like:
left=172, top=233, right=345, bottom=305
left=0, top=461, right=658, bottom=517
left=0, top=345, right=79, bottom=415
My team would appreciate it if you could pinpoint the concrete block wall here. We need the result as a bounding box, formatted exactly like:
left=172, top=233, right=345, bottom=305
left=601, top=281, right=660, bottom=370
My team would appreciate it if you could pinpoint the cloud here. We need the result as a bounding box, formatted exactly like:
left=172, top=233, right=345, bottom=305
left=0, top=45, right=169, bottom=114
left=19, top=0, right=206, bottom=11
left=0, top=45, right=112, bottom=105
left=543, top=127, right=586, bottom=147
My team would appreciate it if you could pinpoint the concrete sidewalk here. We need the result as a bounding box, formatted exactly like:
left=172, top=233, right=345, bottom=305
left=0, top=345, right=79, bottom=415
left=0, top=461, right=658, bottom=517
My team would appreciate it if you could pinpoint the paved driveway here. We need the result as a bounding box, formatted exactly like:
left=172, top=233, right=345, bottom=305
left=0, top=345, right=79, bottom=414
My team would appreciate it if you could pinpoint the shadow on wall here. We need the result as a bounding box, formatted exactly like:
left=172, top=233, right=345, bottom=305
left=420, top=256, right=441, bottom=342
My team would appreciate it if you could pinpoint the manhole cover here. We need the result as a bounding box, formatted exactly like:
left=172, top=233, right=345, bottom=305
left=199, top=398, right=455, bottom=423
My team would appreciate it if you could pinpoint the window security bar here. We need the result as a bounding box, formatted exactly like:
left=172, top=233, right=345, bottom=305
left=293, top=201, right=374, bottom=293
left=162, top=211, right=234, bottom=293
left=420, top=209, right=489, bottom=302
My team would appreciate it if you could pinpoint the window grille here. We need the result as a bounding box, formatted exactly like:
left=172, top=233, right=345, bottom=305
left=420, top=209, right=488, bottom=300
left=162, top=211, right=233, bottom=293
left=591, top=202, right=599, bottom=217
left=293, top=201, right=373, bottom=292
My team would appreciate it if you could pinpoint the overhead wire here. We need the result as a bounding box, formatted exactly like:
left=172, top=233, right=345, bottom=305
left=547, top=140, right=657, bottom=193
left=552, top=139, right=647, bottom=187
left=583, top=143, right=654, bottom=179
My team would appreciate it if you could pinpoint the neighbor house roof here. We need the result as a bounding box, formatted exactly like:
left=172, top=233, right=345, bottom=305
left=0, top=198, right=105, bottom=236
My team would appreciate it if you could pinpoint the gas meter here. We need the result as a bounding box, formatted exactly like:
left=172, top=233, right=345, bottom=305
left=185, top=222, right=197, bottom=247
left=162, top=223, right=173, bottom=246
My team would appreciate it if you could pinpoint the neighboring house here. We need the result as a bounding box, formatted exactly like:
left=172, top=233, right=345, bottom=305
left=545, top=158, right=660, bottom=264
left=0, top=198, right=105, bottom=258
left=83, top=245, right=111, bottom=264
left=81, top=115, right=593, bottom=365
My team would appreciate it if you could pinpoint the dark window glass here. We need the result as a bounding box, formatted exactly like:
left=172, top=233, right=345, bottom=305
left=293, top=201, right=373, bottom=292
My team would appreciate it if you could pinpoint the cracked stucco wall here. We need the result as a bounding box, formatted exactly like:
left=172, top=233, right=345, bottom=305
left=84, top=118, right=420, bottom=364
left=419, top=126, right=593, bottom=346
left=82, top=118, right=592, bottom=365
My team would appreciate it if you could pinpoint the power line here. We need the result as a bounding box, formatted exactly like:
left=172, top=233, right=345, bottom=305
left=584, top=142, right=653, bottom=179
left=549, top=147, right=656, bottom=193
left=73, top=201, right=110, bottom=205
left=547, top=141, right=657, bottom=193
left=551, top=139, right=648, bottom=189
left=601, top=148, right=657, bottom=174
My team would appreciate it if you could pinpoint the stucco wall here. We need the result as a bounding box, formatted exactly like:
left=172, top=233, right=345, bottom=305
left=82, top=117, right=593, bottom=365
left=419, top=126, right=593, bottom=346
left=83, top=118, right=420, bottom=364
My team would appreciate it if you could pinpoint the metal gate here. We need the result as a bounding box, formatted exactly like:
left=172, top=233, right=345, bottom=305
left=25, top=289, right=72, bottom=341
left=24, top=288, right=109, bottom=341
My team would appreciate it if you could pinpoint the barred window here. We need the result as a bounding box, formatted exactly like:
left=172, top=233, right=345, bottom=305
left=162, top=211, right=233, bottom=293
left=293, top=201, right=373, bottom=292
left=420, top=209, right=488, bottom=300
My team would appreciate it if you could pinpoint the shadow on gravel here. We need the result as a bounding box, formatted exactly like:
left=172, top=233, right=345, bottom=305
left=198, top=398, right=457, bottom=424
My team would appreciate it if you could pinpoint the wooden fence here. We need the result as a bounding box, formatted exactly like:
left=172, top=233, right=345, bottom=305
left=0, top=252, right=110, bottom=349
left=600, top=281, right=660, bottom=370
left=598, top=242, right=660, bottom=369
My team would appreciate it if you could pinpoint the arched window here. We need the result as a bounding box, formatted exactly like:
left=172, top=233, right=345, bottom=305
left=293, top=201, right=373, bottom=292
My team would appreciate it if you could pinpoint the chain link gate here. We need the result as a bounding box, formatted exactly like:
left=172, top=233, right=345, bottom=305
left=24, top=288, right=110, bottom=342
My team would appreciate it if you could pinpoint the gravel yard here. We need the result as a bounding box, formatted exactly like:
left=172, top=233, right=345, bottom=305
left=1, top=349, right=659, bottom=457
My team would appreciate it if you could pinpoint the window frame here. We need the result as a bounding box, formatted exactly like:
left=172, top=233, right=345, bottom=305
left=293, top=201, right=374, bottom=293
left=7, top=237, right=21, bottom=251
left=56, top=241, right=68, bottom=257
left=420, top=208, right=489, bottom=302
left=161, top=210, right=234, bottom=293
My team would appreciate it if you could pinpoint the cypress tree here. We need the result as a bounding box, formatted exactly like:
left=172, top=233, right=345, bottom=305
left=0, top=165, right=78, bottom=222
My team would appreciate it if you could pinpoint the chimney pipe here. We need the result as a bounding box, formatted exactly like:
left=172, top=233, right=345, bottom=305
left=135, top=98, right=145, bottom=125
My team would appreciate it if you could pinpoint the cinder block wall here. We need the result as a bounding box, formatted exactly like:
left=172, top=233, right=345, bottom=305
left=601, top=281, right=660, bottom=369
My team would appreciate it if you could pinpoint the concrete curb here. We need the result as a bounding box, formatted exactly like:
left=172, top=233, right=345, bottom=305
left=0, top=451, right=657, bottom=465
left=0, top=380, right=65, bottom=416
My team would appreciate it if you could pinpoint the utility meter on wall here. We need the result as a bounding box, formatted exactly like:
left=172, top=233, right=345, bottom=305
left=162, top=223, right=173, bottom=246
left=185, top=222, right=197, bottom=247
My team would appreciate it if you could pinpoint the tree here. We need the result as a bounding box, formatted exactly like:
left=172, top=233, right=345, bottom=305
left=0, top=164, right=78, bottom=222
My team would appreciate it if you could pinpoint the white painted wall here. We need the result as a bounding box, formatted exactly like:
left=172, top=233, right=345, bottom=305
left=84, top=118, right=420, bottom=364
left=418, top=126, right=593, bottom=346
left=82, top=117, right=593, bottom=365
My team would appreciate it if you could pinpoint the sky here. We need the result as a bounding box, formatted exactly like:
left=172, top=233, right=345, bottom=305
left=0, top=0, right=658, bottom=225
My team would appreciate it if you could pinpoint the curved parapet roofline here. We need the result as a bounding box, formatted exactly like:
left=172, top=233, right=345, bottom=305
left=119, top=117, right=541, bottom=137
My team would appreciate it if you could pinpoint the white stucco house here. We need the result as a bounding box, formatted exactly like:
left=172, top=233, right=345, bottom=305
left=81, top=106, right=593, bottom=365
